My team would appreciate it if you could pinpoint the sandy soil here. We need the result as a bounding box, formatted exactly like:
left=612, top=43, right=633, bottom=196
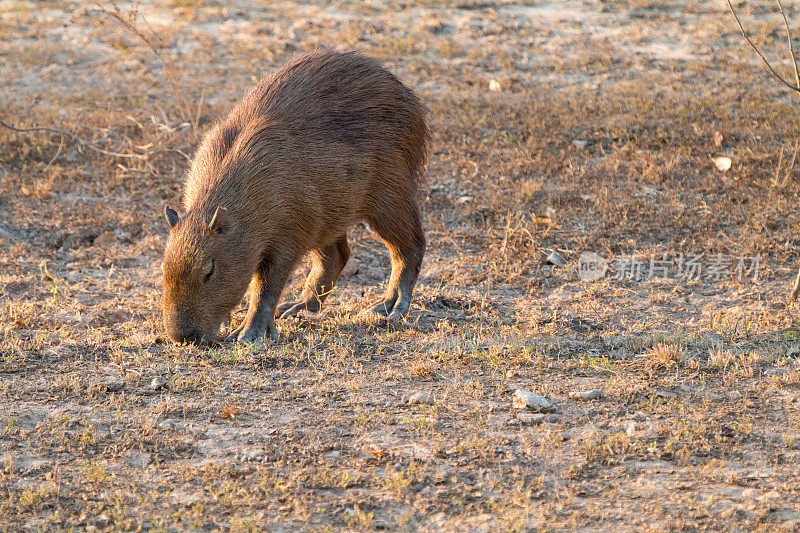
left=2, top=0, right=800, bottom=530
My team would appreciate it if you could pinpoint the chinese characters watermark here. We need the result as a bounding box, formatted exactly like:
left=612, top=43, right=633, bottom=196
left=578, top=252, right=761, bottom=282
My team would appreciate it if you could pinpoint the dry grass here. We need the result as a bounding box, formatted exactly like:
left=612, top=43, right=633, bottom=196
left=2, top=0, right=800, bottom=530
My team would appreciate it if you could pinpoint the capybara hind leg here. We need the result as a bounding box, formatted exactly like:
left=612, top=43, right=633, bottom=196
left=365, top=195, right=425, bottom=319
left=385, top=237, right=424, bottom=319
left=278, top=237, right=350, bottom=318
left=236, top=254, right=296, bottom=342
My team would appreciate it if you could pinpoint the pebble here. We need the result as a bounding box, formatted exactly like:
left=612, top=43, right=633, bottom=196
left=340, top=258, right=359, bottom=279
left=488, top=79, right=502, bottom=92
left=568, top=389, right=603, bottom=401
left=515, top=412, right=561, bottom=426
left=405, top=391, right=434, bottom=405
left=572, top=139, right=588, bottom=148
left=93, top=231, right=116, bottom=247
left=513, top=389, right=557, bottom=413
left=100, top=379, right=124, bottom=392
left=545, top=251, right=565, bottom=267
left=149, top=377, right=167, bottom=390
left=712, top=156, right=732, bottom=172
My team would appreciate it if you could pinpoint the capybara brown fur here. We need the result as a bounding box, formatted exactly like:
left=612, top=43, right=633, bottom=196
left=162, top=50, right=428, bottom=344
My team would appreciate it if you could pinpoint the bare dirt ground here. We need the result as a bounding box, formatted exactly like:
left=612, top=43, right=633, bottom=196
left=2, top=0, right=800, bottom=530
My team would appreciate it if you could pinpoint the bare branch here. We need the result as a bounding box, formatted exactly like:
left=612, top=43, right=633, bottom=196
left=776, top=0, right=800, bottom=89
left=791, top=267, right=800, bottom=300
left=727, top=0, right=800, bottom=92
left=96, top=1, right=191, bottom=123
left=0, top=118, right=150, bottom=160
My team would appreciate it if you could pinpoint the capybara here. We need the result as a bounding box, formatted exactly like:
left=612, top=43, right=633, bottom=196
left=162, top=50, right=428, bottom=344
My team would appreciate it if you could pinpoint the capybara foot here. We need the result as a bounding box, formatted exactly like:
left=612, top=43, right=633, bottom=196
left=362, top=296, right=412, bottom=320
left=362, top=299, right=395, bottom=317
left=362, top=294, right=412, bottom=320
left=237, top=322, right=279, bottom=343
left=277, top=300, right=321, bottom=318
left=387, top=300, right=411, bottom=320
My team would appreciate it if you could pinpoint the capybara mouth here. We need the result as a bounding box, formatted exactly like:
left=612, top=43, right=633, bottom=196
left=185, top=334, right=221, bottom=347
left=166, top=329, right=220, bottom=347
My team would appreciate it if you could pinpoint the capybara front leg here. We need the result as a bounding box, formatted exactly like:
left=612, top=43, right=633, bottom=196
left=277, top=236, right=350, bottom=318
left=236, top=255, right=294, bottom=343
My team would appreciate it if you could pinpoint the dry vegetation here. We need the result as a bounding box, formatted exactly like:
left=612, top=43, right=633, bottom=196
left=2, top=0, right=800, bottom=530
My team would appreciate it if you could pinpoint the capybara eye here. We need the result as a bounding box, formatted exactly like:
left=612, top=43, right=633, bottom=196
left=204, top=259, right=215, bottom=283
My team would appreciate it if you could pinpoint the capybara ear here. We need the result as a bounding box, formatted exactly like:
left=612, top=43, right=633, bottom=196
left=208, top=206, right=229, bottom=234
left=165, top=206, right=180, bottom=229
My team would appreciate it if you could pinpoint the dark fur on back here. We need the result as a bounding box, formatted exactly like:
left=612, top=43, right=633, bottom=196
left=162, top=50, right=429, bottom=344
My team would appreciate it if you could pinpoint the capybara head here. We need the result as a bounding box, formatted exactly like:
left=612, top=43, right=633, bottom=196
left=161, top=205, right=252, bottom=344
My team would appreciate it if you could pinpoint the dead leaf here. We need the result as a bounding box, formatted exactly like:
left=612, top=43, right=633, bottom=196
left=219, top=404, right=239, bottom=419
left=362, top=444, right=388, bottom=461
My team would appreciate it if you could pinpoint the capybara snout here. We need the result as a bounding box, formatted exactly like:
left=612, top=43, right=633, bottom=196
left=162, top=50, right=429, bottom=344
left=162, top=206, right=251, bottom=343
left=162, top=310, right=199, bottom=344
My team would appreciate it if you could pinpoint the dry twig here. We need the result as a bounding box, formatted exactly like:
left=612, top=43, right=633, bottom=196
left=0, top=118, right=150, bottom=160
left=727, top=0, right=800, bottom=93
left=727, top=0, right=800, bottom=299
left=96, top=1, right=204, bottom=138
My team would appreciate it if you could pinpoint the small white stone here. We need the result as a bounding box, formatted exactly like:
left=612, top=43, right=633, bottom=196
left=572, top=140, right=588, bottom=148
left=712, top=156, right=732, bottom=172
left=489, top=79, right=502, bottom=92
left=512, top=389, right=556, bottom=413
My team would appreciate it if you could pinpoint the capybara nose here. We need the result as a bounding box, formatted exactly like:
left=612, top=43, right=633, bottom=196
left=166, top=326, right=201, bottom=345
left=164, top=310, right=200, bottom=344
